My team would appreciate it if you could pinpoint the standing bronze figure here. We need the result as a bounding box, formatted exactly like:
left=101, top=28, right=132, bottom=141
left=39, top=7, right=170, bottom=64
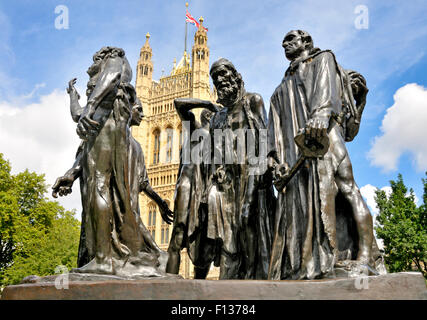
left=267, top=30, right=385, bottom=280
left=126, top=99, right=173, bottom=271
left=53, top=47, right=172, bottom=277
left=166, top=99, right=218, bottom=279
left=207, top=58, right=274, bottom=279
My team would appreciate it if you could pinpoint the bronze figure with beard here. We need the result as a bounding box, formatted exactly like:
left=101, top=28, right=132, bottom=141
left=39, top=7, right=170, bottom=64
left=206, top=58, right=274, bottom=279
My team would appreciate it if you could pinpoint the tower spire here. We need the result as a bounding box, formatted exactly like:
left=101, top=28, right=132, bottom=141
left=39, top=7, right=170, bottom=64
left=191, top=16, right=209, bottom=99
left=136, top=32, right=153, bottom=107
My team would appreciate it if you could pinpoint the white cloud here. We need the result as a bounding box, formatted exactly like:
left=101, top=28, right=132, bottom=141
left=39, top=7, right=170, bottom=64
left=360, top=184, right=380, bottom=215
left=368, top=83, right=427, bottom=172
left=360, top=184, right=392, bottom=216
left=0, top=90, right=83, bottom=218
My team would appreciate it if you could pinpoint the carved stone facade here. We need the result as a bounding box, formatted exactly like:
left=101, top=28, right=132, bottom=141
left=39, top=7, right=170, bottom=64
left=132, top=19, right=219, bottom=279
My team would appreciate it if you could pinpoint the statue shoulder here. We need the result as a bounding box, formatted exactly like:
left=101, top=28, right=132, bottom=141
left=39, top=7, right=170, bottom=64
left=121, top=56, right=133, bottom=83
left=244, top=92, right=264, bottom=114
left=130, top=135, right=142, bottom=153
left=311, top=50, right=338, bottom=67
left=244, top=92, right=263, bottom=106
left=270, top=81, right=287, bottom=105
left=244, top=92, right=267, bottom=127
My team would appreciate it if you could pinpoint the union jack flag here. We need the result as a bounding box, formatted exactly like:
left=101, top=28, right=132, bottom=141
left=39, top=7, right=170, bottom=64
left=186, top=10, right=208, bottom=31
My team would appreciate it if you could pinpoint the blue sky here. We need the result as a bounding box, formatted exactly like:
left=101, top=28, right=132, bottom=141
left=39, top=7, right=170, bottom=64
left=0, top=0, right=426, bottom=217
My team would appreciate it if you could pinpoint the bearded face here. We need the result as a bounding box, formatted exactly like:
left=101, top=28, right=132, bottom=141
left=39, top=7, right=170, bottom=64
left=212, top=65, right=240, bottom=105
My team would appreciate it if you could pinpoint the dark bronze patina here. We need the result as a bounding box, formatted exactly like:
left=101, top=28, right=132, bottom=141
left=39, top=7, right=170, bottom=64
left=206, top=58, right=274, bottom=279
left=52, top=47, right=173, bottom=277
left=267, top=30, right=385, bottom=280
left=50, top=34, right=385, bottom=283
left=166, top=98, right=219, bottom=279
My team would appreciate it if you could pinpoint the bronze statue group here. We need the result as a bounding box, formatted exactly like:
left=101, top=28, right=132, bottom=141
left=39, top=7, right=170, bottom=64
left=53, top=30, right=386, bottom=281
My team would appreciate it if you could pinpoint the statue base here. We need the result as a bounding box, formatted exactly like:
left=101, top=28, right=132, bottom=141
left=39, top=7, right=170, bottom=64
left=1, top=272, right=425, bottom=300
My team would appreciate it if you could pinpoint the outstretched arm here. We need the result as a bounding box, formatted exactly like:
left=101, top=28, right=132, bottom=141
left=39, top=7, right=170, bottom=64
left=266, top=96, right=290, bottom=192
left=67, top=78, right=83, bottom=123
left=174, top=98, right=220, bottom=122
left=52, top=147, right=83, bottom=198
left=140, top=184, right=174, bottom=224
left=345, top=70, right=368, bottom=141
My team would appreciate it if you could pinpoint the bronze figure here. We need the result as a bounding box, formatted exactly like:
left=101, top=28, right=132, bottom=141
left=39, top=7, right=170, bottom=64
left=52, top=47, right=172, bottom=277
left=206, top=58, right=274, bottom=279
left=267, top=30, right=385, bottom=280
left=51, top=34, right=385, bottom=283
left=166, top=98, right=219, bottom=279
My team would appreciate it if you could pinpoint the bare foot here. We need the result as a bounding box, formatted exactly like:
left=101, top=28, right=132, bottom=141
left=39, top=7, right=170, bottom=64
left=335, top=259, right=378, bottom=276
left=72, top=258, right=113, bottom=274
left=356, top=251, right=374, bottom=266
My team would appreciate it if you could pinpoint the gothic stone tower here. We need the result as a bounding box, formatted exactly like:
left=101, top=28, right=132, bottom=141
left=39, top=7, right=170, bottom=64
left=191, top=17, right=211, bottom=100
left=132, top=18, right=218, bottom=279
left=135, top=33, right=153, bottom=107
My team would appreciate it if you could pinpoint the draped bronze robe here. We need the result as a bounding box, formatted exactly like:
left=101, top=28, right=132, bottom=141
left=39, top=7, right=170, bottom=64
left=267, top=50, right=357, bottom=280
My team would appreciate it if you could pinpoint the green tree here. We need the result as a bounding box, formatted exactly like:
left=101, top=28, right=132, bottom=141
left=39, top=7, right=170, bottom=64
left=0, top=153, right=80, bottom=288
left=375, top=173, right=427, bottom=277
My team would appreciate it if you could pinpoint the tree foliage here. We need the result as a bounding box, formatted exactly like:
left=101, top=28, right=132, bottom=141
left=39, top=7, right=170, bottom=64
left=0, top=153, right=80, bottom=288
left=375, top=173, right=427, bottom=277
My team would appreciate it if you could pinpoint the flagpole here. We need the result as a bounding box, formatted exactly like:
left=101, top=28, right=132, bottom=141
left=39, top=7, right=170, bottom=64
left=184, top=2, right=188, bottom=54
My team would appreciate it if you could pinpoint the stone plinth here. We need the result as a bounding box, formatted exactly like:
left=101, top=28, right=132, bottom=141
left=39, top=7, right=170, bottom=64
left=1, top=272, right=426, bottom=300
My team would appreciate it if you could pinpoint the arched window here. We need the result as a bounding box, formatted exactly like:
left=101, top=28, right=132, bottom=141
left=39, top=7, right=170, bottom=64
left=148, top=208, right=156, bottom=226
left=197, top=50, right=205, bottom=60
left=166, top=127, right=173, bottom=163
left=153, top=129, right=160, bottom=164
left=161, top=225, right=169, bottom=244
left=148, top=205, right=157, bottom=239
